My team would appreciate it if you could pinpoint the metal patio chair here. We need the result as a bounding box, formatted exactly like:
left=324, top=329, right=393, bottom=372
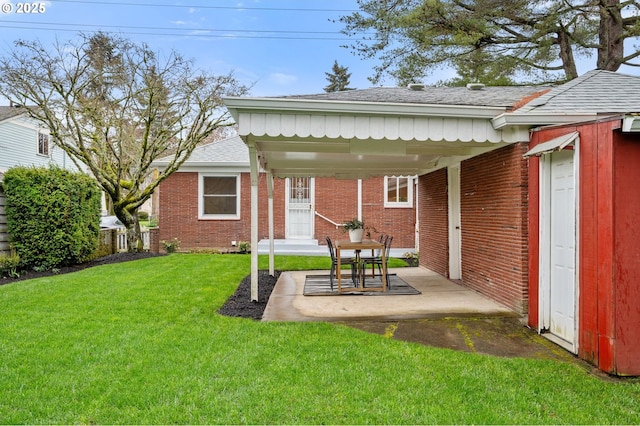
left=326, top=236, right=358, bottom=291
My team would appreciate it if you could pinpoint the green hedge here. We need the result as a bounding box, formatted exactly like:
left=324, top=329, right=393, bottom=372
left=3, top=166, right=102, bottom=270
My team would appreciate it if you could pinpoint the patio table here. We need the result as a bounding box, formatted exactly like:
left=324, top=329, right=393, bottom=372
left=335, top=239, right=388, bottom=293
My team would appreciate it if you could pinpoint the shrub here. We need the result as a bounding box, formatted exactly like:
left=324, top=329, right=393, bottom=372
left=238, top=241, right=250, bottom=254
left=0, top=253, right=21, bottom=278
left=161, top=238, right=180, bottom=253
left=3, top=166, right=102, bottom=270
left=403, top=251, right=419, bottom=266
left=138, top=211, right=149, bottom=221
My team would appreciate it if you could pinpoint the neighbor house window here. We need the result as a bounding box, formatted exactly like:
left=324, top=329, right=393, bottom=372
left=37, top=132, right=50, bottom=156
left=199, top=174, right=240, bottom=219
left=384, top=176, right=413, bottom=208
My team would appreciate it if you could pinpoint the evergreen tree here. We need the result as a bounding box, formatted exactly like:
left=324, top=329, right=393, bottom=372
left=340, top=0, right=640, bottom=85
left=324, top=60, right=354, bottom=92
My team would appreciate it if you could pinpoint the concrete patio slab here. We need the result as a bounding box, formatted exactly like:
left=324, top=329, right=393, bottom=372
left=262, top=266, right=586, bottom=366
left=262, top=266, right=515, bottom=322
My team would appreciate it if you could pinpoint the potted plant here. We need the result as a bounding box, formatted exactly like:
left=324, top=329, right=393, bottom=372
left=342, top=218, right=365, bottom=243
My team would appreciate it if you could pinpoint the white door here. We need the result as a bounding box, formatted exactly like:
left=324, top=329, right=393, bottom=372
left=448, top=165, right=462, bottom=280
left=286, top=177, right=314, bottom=239
left=541, top=149, right=577, bottom=351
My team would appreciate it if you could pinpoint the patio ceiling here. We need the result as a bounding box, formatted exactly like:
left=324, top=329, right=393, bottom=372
left=223, top=95, right=533, bottom=179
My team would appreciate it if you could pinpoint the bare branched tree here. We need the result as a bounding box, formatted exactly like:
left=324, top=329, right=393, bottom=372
left=0, top=32, right=250, bottom=251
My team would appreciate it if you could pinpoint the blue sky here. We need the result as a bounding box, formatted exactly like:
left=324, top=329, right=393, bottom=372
left=0, top=0, right=638, bottom=101
left=0, top=0, right=392, bottom=97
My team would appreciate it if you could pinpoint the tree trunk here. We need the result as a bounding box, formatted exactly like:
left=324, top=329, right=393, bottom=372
left=597, top=0, right=624, bottom=71
left=125, top=214, right=143, bottom=252
left=558, top=28, right=579, bottom=79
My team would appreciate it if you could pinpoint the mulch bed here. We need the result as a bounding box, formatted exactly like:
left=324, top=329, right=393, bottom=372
left=217, top=270, right=281, bottom=320
left=1, top=252, right=278, bottom=320
left=0, top=252, right=165, bottom=284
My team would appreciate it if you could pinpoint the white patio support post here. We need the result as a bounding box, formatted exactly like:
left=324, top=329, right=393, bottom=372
left=267, top=171, right=275, bottom=276
left=248, top=142, right=260, bottom=301
left=357, top=179, right=363, bottom=221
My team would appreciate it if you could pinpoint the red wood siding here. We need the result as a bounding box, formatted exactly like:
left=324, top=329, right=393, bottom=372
left=612, top=131, right=640, bottom=376
left=528, top=118, right=640, bottom=376
left=460, top=144, right=529, bottom=313
left=418, top=169, right=449, bottom=276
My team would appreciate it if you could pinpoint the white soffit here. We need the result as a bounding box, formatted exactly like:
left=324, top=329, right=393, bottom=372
left=523, top=131, right=579, bottom=158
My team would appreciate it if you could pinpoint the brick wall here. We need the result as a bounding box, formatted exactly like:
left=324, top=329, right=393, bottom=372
left=460, top=143, right=529, bottom=313
left=315, top=177, right=415, bottom=248
left=417, top=144, right=529, bottom=314
left=158, top=173, right=416, bottom=251
left=361, top=177, right=415, bottom=249
left=158, top=172, right=254, bottom=250
left=418, top=168, right=449, bottom=276
left=314, top=177, right=359, bottom=242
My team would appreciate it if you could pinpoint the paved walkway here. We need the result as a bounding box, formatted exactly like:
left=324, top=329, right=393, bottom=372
left=262, top=267, right=582, bottom=364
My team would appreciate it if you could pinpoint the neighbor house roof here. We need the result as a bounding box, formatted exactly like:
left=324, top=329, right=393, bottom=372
left=0, top=105, right=26, bottom=122
left=153, top=135, right=249, bottom=172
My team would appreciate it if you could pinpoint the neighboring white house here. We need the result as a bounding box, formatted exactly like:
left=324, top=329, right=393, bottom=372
left=0, top=104, right=79, bottom=254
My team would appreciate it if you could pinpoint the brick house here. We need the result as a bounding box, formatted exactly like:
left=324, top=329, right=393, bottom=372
left=224, top=70, right=640, bottom=375
left=152, top=136, right=417, bottom=255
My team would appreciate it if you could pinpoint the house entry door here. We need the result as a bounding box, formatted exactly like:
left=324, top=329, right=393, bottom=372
left=286, top=177, right=315, bottom=239
left=540, top=149, right=577, bottom=352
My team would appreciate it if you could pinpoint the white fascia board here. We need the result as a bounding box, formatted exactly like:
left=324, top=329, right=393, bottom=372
left=622, top=115, right=640, bottom=132
left=179, top=164, right=251, bottom=173
left=224, top=96, right=506, bottom=120
left=492, top=112, right=598, bottom=129
left=153, top=162, right=250, bottom=172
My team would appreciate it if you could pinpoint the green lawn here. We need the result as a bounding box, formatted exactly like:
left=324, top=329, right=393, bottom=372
left=0, top=254, right=638, bottom=424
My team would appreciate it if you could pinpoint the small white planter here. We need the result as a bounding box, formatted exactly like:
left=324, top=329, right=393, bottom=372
left=349, top=228, right=364, bottom=243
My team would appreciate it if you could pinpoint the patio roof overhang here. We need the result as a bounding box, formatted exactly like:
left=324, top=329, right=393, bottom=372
left=222, top=95, right=533, bottom=301
left=224, top=97, right=531, bottom=179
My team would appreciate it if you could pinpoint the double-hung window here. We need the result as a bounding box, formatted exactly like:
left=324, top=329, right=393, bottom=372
left=384, top=176, right=413, bottom=208
left=199, top=174, right=240, bottom=219
left=37, top=131, right=50, bottom=156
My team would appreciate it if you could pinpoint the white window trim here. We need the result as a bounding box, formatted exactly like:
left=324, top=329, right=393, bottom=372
left=37, top=131, right=50, bottom=157
left=384, top=176, right=414, bottom=208
left=198, top=173, right=241, bottom=220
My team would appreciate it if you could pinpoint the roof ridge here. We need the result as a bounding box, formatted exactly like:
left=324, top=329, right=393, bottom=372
left=517, top=70, right=604, bottom=111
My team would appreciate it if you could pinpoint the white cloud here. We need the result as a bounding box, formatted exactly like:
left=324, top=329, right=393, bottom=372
left=269, top=72, right=298, bottom=86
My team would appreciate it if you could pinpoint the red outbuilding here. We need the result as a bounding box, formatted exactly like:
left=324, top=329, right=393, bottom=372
left=497, top=71, right=640, bottom=375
